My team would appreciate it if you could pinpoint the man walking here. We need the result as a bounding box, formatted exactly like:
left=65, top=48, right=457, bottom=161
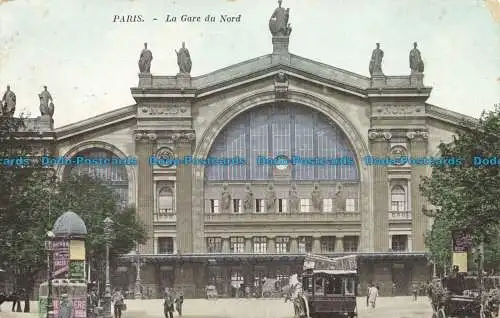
left=163, top=288, right=175, bottom=318
left=367, top=283, right=379, bottom=308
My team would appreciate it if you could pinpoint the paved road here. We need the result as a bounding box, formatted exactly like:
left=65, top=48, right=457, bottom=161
left=0, top=296, right=433, bottom=318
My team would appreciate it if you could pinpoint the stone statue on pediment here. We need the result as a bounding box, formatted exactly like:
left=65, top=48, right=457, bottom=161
left=265, top=183, right=277, bottom=213
left=409, top=42, right=424, bottom=73
left=369, top=43, right=384, bottom=76
left=1, top=85, right=16, bottom=116
left=243, top=183, right=254, bottom=213
left=138, top=42, right=153, bottom=73
left=39, top=86, right=54, bottom=118
left=288, top=183, right=300, bottom=214
left=269, top=0, right=292, bottom=36
left=311, top=183, right=323, bottom=212
left=221, top=183, right=231, bottom=213
left=175, top=42, right=192, bottom=74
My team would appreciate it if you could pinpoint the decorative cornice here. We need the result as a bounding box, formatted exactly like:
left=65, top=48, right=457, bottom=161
left=406, top=130, right=429, bottom=140
left=368, top=129, right=392, bottom=141
left=274, top=71, right=289, bottom=100
left=134, top=131, right=157, bottom=142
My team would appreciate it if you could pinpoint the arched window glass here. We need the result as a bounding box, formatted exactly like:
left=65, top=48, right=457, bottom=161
left=390, top=185, right=406, bottom=211
left=65, top=148, right=129, bottom=208
left=158, top=187, right=174, bottom=215
left=205, top=104, right=359, bottom=181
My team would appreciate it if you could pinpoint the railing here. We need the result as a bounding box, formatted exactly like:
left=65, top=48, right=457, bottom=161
left=154, top=209, right=176, bottom=222
left=389, top=210, right=412, bottom=220
left=204, top=211, right=361, bottom=223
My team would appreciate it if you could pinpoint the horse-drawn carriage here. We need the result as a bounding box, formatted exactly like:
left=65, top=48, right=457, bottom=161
left=428, top=275, right=500, bottom=318
left=292, top=254, right=358, bottom=318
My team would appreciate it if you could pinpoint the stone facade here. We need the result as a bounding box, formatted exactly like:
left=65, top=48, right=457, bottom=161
left=15, top=14, right=479, bottom=299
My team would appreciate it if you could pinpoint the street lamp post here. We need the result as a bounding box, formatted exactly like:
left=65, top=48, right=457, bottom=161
left=45, top=231, right=55, bottom=318
left=103, top=217, right=113, bottom=318
left=134, top=245, right=145, bottom=299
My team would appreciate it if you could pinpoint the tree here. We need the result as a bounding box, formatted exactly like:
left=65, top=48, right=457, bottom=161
left=421, top=105, right=500, bottom=270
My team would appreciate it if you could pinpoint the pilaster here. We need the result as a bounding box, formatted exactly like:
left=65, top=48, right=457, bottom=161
left=290, top=237, right=298, bottom=254
left=172, top=132, right=196, bottom=253
left=408, top=131, right=428, bottom=251
left=335, top=235, right=344, bottom=252
left=222, top=238, right=230, bottom=253
left=312, top=236, right=321, bottom=254
left=267, top=237, right=276, bottom=254
left=368, top=130, right=391, bottom=251
left=245, top=237, right=253, bottom=253
left=134, top=131, right=157, bottom=253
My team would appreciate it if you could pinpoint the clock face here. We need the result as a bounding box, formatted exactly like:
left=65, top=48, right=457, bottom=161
left=275, top=155, right=289, bottom=170
left=156, top=147, right=175, bottom=168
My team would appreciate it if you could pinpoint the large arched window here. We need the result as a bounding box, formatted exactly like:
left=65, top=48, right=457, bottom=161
left=64, top=148, right=129, bottom=208
left=390, top=185, right=407, bottom=211
left=205, top=104, right=359, bottom=181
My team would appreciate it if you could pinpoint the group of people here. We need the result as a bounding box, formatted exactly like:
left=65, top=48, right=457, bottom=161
left=0, top=289, right=29, bottom=312
left=163, top=287, right=184, bottom=318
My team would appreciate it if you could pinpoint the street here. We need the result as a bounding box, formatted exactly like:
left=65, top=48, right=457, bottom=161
left=0, top=296, right=433, bottom=318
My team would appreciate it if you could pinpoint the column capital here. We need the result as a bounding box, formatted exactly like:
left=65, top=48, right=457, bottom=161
left=134, top=130, right=157, bottom=143
left=368, top=129, right=392, bottom=141
left=165, top=131, right=196, bottom=144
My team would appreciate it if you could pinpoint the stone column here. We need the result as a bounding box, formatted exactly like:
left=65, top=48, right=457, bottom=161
left=134, top=131, right=157, bottom=253
left=312, top=236, right=321, bottom=254
left=222, top=238, right=230, bottom=253
left=268, top=237, right=276, bottom=254
left=368, top=130, right=390, bottom=251
left=290, top=237, right=298, bottom=254
left=245, top=237, right=253, bottom=253
left=335, top=235, right=344, bottom=252
left=174, top=132, right=195, bottom=253
left=408, top=132, right=428, bottom=251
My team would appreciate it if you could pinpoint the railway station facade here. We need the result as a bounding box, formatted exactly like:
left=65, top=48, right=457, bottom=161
left=19, top=3, right=477, bottom=298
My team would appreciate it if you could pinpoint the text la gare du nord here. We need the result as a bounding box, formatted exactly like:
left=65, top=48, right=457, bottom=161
left=113, top=14, right=242, bottom=23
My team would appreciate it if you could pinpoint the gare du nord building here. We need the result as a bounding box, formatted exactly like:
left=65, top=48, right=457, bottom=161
left=17, top=4, right=477, bottom=298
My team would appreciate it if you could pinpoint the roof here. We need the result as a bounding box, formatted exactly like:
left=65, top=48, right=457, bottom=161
left=52, top=211, right=88, bottom=236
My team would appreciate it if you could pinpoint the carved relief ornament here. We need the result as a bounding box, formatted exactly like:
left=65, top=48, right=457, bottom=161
left=368, top=130, right=392, bottom=140
left=141, top=105, right=180, bottom=116
left=376, top=104, right=421, bottom=116
left=134, top=131, right=157, bottom=142
left=274, top=72, right=289, bottom=99
left=406, top=130, right=429, bottom=140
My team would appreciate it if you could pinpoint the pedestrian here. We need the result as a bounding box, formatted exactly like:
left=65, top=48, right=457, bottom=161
left=411, top=282, right=418, bottom=301
left=175, top=288, right=184, bottom=316
left=11, top=290, right=21, bottom=312
left=366, top=282, right=371, bottom=307
left=367, top=283, right=379, bottom=308
left=163, top=287, right=175, bottom=318
left=391, top=281, right=397, bottom=297
left=112, top=288, right=125, bottom=318
left=245, top=285, right=250, bottom=298
left=59, top=294, right=72, bottom=318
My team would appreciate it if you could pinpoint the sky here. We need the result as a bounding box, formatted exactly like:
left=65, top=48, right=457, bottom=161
left=0, top=0, right=499, bottom=127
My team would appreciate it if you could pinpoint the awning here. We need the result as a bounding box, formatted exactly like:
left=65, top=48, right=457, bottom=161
left=312, top=270, right=357, bottom=275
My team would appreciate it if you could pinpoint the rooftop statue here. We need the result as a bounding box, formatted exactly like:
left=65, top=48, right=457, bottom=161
left=175, top=42, right=192, bottom=74
left=409, top=42, right=424, bottom=73
left=269, top=0, right=292, bottom=36
left=138, top=42, right=153, bottom=73
left=369, top=43, right=384, bottom=76
left=39, top=86, right=54, bottom=118
left=1, top=85, right=16, bottom=116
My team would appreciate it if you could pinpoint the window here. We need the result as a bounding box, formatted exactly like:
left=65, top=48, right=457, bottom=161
left=298, top=236, right=313, bottom=253
left=343, top=236, right=359, bottom=252
left=207, top=237, right=223, bottom=253
left=233, top=199, right=241, bottom=213
left=278, top=199, right=287, bottom=213
left=345, top=199, right=355, bottom=212
left=209, top=199, right=220, bottom=214
left=300, top=199, right=310, bottom=213
left=158, top=237, right=174, bottom=254
left=231, top=271, right=244, bottom=288
left=255, top=199, right=264, bottom=213
left=230, top=237, right=245, bottom=253
left=158, top=186, right=175, bottom=215
left=320, top=236, right=336, bottom=253
left=253, top=237, right=267, bottom=253
left=390, top=186, right=407, bottom=211
left=314, top=277, right=325, bottom=295
left=323, top=199, right=333, bottom=213
left=254, top=272, right=265, bottom=287
left=391, top=235, right=408, bottom=252
left=275, top=237, right=290, bottom=253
